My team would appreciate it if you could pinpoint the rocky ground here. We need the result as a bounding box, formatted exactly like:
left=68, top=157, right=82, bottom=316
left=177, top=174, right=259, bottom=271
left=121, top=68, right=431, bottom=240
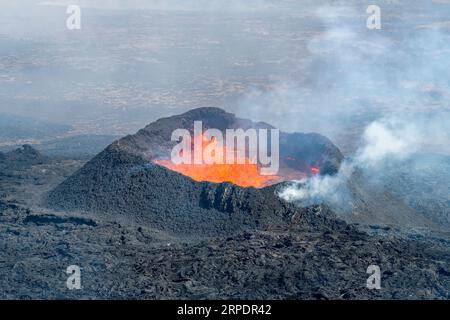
left=1, top=200, right=449, bottom=299
left=1, top=107, right=449, bottom=300
left=0, top=149, right=449, bottom=299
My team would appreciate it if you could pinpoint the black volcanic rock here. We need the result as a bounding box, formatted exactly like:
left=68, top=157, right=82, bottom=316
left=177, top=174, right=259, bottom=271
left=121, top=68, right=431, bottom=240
left=132, top=228, right=450, bottom=299
left=1, top=114, right=448, bottom=299
left=47, top=108, right=344, bottom=236
left=6, top=144, right=45, bottom=162
left=0, top=145, right=46, bottom=171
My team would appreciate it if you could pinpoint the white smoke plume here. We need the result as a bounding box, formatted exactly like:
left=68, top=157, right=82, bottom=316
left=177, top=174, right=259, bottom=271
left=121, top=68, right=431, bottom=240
left=355, top=119, right=420, bottom=167
left=279, top=161, right=353, bottom=207
left=266, top=3, right=450, bottom=210
left=278, top=114, right=449, bottom=207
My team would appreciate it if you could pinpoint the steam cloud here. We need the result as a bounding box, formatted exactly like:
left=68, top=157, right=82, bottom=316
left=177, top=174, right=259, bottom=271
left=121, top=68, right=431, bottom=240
left=278, top=116, right=441, bottom=207
left=277, top=3, right=450, bottom=209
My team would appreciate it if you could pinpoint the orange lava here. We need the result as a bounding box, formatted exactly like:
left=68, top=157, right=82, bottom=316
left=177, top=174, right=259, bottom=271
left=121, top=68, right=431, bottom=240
left=310, top=166, right=320, bottom=174
left=153, top=133, right=281, bottom=188
left=153, top=159, right=280, bottom=188
left=152, top=133, right=320, bottom=188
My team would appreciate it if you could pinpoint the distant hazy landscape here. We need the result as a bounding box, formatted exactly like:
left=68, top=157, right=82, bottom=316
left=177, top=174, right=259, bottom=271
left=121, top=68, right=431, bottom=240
left=1, top=1, right=449, bottom=153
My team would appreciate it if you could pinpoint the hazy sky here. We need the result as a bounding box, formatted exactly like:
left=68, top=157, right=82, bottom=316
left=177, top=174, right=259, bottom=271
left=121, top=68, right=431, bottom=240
left=1, top=0, right=449, bottom=153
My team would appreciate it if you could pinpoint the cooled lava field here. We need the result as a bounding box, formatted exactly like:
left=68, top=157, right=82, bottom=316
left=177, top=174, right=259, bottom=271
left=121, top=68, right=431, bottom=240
left=0, top=108, right=449, bottom=299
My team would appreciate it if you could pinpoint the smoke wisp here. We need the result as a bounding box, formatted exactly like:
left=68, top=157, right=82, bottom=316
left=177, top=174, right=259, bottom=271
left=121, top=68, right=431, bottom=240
left=278, top=113, right=450, bottom=209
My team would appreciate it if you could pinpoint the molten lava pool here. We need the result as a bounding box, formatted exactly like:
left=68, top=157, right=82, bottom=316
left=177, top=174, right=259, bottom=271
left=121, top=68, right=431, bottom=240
left=152, top=132, right=318, bottom=188
left=153, top=160, right=281, bottom=188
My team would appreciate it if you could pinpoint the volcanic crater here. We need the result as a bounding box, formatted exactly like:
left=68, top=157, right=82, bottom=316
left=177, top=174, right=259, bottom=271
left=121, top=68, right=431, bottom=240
left=47, top=107, right=343, bottom=236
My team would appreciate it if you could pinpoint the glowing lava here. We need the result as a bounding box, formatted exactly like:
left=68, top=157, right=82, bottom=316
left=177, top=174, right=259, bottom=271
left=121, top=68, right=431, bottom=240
left=153, top=133, right=281, bottom=188
left=153, top=133, right=319, bottom=188
left=310, top=166, right=320, bottom=175
left=153, top=159, right=280, bottom=188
